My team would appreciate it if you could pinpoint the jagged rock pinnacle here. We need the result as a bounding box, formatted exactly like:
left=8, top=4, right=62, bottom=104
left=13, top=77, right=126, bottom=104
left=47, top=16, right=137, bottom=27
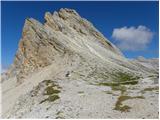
left=8, top=8, right=124, bottom=81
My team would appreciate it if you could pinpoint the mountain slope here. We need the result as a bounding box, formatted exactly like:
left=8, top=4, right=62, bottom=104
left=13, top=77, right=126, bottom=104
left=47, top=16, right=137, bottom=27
left=1, top=8, right=159, bottom=118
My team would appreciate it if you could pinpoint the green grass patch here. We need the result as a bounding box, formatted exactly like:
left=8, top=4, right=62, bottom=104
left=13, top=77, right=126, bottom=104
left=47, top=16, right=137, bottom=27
left=148, top=75, right=155, bottom=77
left=120, top=80, right=138, bottom=85
left=39, top=80, right=61, bottom=104
left=112, top=72, right=140, bottom=82
left=96, top=72, right=144, bottom=112
left=40, top=95, right=60, bottom=104
left=44, top=80, right=54, bottom=86
left=44, top=86, right=60, bottom=95
left=99, top=80, right=138, bottom=87
left=47, top=95, right=60, bottom=102
left=43, top=80, right=61, bottom=88
left=98, top=72, right=139, bottom=88
left=114, top=95, right=145, bottom=112
left=98, top=82, right=119, bottom=86
left=144, top=87, right=159, bottom=91
left=78, top=91, right=84, bottom=94
left=141, top=86, right=159, bottom=93
left=148, top=74, right=159, bottom=78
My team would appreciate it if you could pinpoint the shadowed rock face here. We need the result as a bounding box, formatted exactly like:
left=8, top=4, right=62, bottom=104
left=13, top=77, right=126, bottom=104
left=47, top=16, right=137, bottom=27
left=7, top=8, right=124, bottom=81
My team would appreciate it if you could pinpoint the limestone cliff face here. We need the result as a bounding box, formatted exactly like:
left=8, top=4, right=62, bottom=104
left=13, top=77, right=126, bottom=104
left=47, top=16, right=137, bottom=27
left=8, top=8, right=123, bottom=81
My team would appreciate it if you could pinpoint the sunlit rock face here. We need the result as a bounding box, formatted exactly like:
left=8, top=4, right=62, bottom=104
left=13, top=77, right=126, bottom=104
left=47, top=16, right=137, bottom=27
left=7, top=8, right=124, bottom=82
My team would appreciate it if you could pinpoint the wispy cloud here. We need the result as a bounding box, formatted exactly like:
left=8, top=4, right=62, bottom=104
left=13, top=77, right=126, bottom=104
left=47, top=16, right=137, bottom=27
left=112, top=25, right=153, bottom=51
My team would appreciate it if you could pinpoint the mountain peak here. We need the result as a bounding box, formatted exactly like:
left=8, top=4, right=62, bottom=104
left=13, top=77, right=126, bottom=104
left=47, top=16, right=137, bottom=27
left=59, top=8, right=80, bottom=16
left=6, top=8, right=124, bottom=82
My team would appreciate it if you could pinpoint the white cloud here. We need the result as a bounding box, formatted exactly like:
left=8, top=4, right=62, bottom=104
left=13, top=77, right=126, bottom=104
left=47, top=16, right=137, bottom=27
left=112, top=25, right=153, bottom=51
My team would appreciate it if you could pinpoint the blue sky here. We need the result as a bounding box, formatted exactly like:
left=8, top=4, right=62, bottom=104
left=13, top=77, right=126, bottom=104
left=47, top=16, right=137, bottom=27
left=1, top=1, right=159, bottom=69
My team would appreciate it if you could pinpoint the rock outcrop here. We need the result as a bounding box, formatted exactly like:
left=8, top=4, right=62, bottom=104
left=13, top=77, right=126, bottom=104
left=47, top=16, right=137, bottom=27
left=7, top=8, right=124, bottom=82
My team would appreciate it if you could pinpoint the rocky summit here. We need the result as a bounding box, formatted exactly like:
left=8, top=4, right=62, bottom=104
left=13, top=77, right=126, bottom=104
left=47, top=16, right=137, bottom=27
left=1, top=8, right=159, bottom=118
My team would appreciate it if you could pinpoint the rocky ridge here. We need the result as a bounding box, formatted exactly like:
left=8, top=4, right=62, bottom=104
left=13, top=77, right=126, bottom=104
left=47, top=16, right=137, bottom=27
left=7, top=8, right=123, bottom=82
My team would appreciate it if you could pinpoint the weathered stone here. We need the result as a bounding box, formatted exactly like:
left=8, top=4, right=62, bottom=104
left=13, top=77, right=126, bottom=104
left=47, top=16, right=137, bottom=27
left=6, top=8, right=124, bottom=82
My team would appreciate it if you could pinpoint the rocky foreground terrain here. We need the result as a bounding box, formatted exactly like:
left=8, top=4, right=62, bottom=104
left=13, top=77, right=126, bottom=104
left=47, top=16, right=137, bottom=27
left=1, top=8, right=159, bottom=118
